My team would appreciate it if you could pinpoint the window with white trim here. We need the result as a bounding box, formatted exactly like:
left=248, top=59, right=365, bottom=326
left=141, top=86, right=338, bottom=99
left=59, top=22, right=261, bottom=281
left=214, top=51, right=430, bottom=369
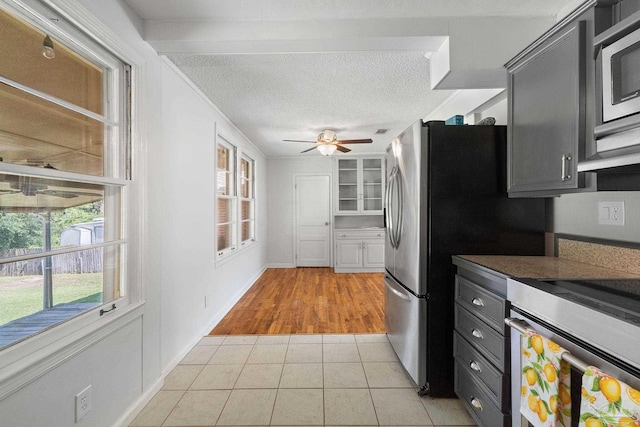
left=216, top=138, right=237, bottom=256
left=239, top=155, right=255, bottom=246
left=0, top=1, right=130, bottom=349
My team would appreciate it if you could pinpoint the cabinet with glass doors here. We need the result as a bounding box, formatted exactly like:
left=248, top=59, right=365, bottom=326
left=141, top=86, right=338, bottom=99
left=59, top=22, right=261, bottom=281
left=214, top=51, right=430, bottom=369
left=335, top=157, right=385, bottom=215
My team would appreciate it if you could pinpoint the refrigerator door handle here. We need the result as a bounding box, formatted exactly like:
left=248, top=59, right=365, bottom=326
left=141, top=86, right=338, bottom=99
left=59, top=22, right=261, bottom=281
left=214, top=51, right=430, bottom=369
left=392, top=167, right=404, bottom=248
left=385, top=276, right=411, bottom=301
left=385, top=166, right=398, bottom=249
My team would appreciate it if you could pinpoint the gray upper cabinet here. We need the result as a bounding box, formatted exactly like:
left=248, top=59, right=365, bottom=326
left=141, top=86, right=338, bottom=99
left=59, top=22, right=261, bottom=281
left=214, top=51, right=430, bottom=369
left=508, top=21, right=584, bottom=194
left=506, top=2, right=598, bottom=197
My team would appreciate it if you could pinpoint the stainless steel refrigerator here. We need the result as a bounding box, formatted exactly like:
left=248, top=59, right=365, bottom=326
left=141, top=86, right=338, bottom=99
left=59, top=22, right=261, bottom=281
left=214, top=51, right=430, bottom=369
left=384, top=120, right=546, bottom=397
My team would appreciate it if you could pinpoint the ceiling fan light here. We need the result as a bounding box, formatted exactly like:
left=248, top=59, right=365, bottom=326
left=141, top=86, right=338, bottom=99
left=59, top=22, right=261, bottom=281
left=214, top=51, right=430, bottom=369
left=42, top=35, right=55, bottom=59
left=320, top=129, right=336, bottom=143
left=317, top=144, right=337, bottom=156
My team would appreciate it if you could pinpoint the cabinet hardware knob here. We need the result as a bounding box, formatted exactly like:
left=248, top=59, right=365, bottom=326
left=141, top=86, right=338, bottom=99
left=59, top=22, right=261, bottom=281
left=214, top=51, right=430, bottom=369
left=470, top=397, right=483, bottom=411
left=471, top=298, right=485, bottom=307
left=469, top=361, right=482, bottom=372
left=471, top=328, right=484, bottom=339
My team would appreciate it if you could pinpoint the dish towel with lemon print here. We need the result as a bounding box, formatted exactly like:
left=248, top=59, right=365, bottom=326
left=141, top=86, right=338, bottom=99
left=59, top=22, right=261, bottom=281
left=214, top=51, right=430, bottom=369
left=521, top=330, right=571, bottom=427
left=578, top=366, right=640, bottom=427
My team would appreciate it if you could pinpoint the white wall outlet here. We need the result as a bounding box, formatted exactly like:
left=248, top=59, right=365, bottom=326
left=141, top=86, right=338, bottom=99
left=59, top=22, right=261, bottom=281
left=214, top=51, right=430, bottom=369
left=75, top=385, right=92, bottom=422
left=598, top=201, right=625, bottom=226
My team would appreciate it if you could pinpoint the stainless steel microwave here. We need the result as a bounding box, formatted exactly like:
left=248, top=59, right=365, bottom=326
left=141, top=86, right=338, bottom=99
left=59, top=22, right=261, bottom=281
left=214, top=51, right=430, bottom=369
left=602, top=26, right=640, bottom=123
left=580, top=12, right=640, bottom=172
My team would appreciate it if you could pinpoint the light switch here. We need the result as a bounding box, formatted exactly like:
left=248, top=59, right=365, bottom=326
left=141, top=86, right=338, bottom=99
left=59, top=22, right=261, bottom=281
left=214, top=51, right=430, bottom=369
left=598, top=201, right=625, bottom=226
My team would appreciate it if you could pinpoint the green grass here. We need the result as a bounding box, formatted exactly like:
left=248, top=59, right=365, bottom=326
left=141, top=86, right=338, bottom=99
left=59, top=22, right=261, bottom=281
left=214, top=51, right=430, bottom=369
left=0, top=273, right=103, bottom=325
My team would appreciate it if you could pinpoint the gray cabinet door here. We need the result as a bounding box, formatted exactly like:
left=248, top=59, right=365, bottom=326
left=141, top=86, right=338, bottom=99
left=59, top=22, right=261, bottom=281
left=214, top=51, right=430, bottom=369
left=507, top=20, right=585, bottom=194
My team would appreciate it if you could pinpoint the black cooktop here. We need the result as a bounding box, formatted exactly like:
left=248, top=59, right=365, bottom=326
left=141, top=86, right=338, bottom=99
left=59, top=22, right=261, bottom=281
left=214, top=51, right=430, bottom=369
left=527, top=278, right=640, bottom=326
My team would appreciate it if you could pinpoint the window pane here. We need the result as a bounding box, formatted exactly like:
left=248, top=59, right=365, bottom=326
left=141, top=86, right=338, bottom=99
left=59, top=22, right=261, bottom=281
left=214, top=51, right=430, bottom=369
left=0, top=7, right=113, bottom=177
left=0, top=175, right=118, bottom=255
left=217, top=224, right=232, bottom=251
left=0, top=84, right=106, bottom=176
left=240, top=179, right=249, bottom=198
left=217, top=198, right=231, bottom=225
left=241, top=200, right=253, bottom=221
left=0, top=244, right=122, bottom=349
left=0, top=8, right=104, bottom=115
left=241, top=220, right=254, bottom=242
left=240, top=158, right=250, bottom=179
left=217, top=145, right=229, bottom=171
left=217, top=171, right=231, bottom=196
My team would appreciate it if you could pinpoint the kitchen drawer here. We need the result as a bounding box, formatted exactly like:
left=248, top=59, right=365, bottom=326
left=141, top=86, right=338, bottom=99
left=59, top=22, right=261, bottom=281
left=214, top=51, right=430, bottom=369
left=455, top=360, right=510, bottom=427
left=455, top=305, right=509, bottom=371
left=454, top=331, right=509, bottom=411
left=455, top=275, right=508, bottom=333
left=335, top=229, right=385, bottom=239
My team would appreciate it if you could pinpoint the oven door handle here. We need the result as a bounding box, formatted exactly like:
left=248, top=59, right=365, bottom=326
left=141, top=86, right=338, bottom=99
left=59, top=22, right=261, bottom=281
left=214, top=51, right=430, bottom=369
left=504, top=317, right=530, bottom=333
left=505, top=317, right=591, bottom=373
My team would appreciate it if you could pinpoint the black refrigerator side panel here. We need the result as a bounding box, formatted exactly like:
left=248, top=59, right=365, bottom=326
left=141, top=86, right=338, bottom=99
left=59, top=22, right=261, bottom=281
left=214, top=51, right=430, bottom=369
left=423, top=123, right=546, bottom=397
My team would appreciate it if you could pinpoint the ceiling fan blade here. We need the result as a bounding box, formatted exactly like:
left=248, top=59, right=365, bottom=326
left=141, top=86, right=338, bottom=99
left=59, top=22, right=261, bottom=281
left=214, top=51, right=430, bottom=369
left=336, top=139, right=373, bottom=144
left=38, top=190, right=101, bottom=198
left=283, top=139, right=317, bottom=143
left=0, top=189, right=19, bottom=195
left=335, top=145, right=351, bottom=153
left=300, top=146, right=318, bottom=153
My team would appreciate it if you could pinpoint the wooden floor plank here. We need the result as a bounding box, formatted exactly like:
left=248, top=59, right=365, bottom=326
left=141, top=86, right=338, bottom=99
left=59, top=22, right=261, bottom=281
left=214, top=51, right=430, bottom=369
left=210, top=267, right=386, bottom=335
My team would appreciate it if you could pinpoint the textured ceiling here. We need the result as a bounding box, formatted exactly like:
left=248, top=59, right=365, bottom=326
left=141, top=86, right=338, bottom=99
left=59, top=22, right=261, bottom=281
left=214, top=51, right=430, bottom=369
left=125, top=0, right=578, bottom=157
left=169, top=52, right=454, bottom=157
left=125, top=0, right=574, bottom=21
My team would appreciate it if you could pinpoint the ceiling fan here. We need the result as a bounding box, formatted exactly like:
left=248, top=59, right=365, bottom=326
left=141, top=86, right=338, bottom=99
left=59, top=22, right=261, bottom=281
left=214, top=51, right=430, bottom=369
left=0, top=175, right=101, bottom=199
left=283, top=129, right=373, bottom=155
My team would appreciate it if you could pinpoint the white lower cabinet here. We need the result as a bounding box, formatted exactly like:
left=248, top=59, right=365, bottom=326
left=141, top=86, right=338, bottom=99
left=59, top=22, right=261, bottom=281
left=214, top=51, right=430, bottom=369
left=334, top=228, right=385, bottom=273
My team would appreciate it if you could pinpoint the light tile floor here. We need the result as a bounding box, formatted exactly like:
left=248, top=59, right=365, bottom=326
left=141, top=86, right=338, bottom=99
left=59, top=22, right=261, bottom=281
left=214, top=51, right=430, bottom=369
left=130, top=334, right=478, bottom=427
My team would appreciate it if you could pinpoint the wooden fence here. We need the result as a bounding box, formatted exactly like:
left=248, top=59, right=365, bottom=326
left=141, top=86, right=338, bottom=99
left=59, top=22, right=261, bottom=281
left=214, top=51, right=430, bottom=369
left=0, top=247, right=103, bottom=277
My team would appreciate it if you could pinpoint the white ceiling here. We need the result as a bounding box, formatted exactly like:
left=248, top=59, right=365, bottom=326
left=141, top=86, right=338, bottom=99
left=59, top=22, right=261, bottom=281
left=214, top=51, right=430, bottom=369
left=123, top=0, right=579, bottom=157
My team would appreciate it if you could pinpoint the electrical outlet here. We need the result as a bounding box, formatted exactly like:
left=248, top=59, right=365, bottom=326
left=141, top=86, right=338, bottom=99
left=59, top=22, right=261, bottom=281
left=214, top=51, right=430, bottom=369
left=598, top=201, right=625, bottom=226
left=75, top=385, right=92, bottom=422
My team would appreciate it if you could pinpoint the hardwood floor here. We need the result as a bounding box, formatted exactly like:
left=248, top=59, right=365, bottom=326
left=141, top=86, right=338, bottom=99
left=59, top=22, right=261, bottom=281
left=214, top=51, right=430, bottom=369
left=210, top=268, right=386, bottom=335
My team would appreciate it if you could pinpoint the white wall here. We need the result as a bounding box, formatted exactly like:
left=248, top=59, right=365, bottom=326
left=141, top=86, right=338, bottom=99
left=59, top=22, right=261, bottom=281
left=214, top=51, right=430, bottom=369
left=266, top=156, right=333, bottom=266
left=158, top=61, right=268, bottom=369
left=0, top=0, right=267, bottom=426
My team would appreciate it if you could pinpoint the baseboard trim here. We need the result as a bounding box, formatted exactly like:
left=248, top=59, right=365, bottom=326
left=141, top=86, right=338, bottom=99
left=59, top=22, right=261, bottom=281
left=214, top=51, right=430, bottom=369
left=161, top=265, right=268, bottom=378
left=118, top=265, right=268, bottom=425
left=266, top=263, right=296, bottom=268
left=111, top=376, right=163, bottom=427
left=202, top=265, right=267, bottom=336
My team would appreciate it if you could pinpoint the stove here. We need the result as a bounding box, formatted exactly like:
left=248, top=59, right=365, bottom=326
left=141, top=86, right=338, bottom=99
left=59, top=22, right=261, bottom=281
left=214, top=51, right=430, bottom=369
left=507, top=277, right=640, bottom=374
left=506, top=278, right=640, bottom=427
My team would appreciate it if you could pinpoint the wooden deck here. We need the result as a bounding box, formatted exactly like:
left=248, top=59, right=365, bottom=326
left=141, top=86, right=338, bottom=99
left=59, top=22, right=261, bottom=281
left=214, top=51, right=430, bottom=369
left=0, top=302, right=99, bottom=348
left=210, top=267, right=386, bottom=335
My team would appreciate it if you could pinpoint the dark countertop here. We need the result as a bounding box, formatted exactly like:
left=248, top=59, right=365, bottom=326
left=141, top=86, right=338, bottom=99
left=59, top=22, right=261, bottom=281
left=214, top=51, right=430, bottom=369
left=455, top=255, right=640, bottom=280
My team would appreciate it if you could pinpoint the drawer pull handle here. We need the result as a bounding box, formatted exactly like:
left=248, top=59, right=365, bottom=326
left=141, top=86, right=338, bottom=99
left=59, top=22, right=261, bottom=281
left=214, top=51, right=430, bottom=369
left=471, top=328, right=484, bottom=339
left=471, top=298, right=485, bottom=307
left=470, top=397, right=483, bottom=411
left=469, top=361, right=482, bottom=372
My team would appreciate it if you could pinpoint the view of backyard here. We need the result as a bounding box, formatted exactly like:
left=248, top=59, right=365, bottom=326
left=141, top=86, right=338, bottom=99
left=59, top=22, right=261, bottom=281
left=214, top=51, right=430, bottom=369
left=0, top=273, right=102, bottom=326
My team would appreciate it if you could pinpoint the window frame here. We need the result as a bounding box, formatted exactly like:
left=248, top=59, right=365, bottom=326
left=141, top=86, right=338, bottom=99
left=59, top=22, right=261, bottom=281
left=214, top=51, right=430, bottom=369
left=216, top=136, right=237, bottom=258
left=215, top=134, right=258, bottom=262
left=0, top=0, right=145, bottom=398
left=239, top=154, right=255, bottom=247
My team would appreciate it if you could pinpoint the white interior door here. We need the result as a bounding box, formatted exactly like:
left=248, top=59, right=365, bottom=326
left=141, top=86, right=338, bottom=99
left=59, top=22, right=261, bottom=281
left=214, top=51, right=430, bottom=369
left=295, top=175, right=331, bottom=266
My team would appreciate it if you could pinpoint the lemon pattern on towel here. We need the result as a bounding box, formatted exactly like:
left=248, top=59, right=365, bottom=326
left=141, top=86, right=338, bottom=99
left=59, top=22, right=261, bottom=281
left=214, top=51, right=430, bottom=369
left=579, top=366, right=640, bottom=427
left=521, top=332, right=571, bottom=427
